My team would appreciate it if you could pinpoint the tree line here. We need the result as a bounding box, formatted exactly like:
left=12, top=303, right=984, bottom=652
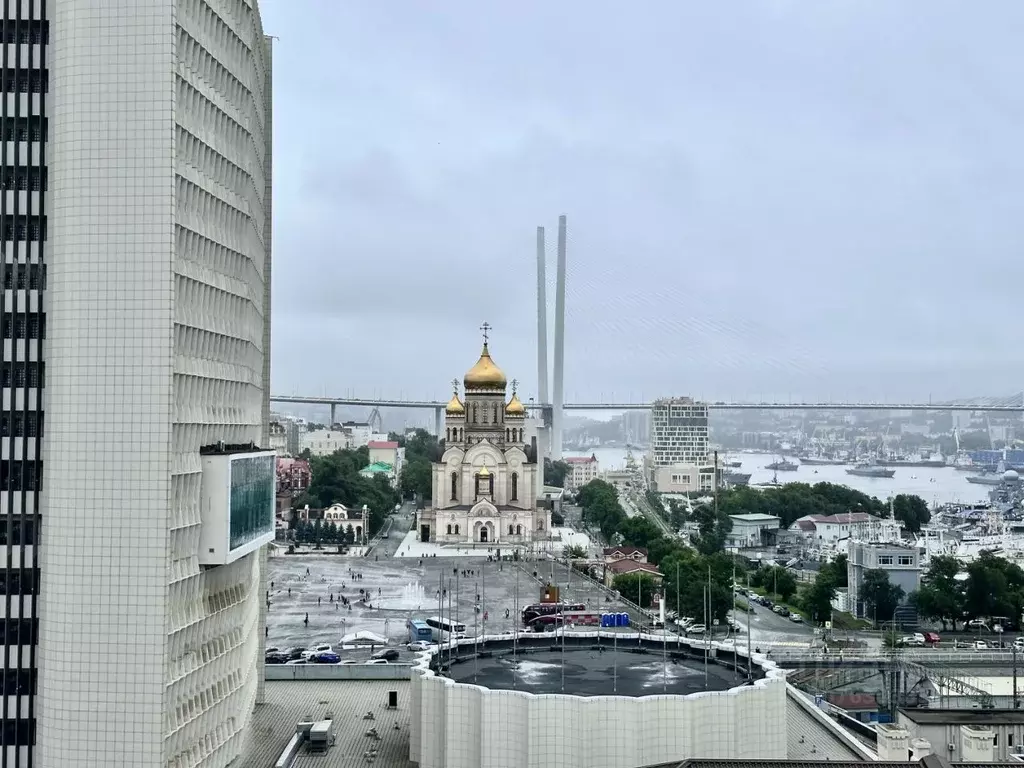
left=292, top=445, right=400, bottom=535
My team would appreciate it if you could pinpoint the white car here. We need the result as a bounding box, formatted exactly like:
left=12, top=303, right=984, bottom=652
left=285, top=659, right=308, bottom=665
left=687, top=624, right=707, bottom=635
left=301, top=644, right=333, bottom=660
left=407, top=640, right=435, bottom=652
left=789, top=614, right=803, bottom=623
left=364, top=659, right=390, bottom=665
left=970, top=640, right=989, bottom=650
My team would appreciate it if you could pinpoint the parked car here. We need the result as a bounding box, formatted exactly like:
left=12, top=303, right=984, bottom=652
left=407, top=641, right=434, bottom=652
left=301, top=644, right=333, bottom=660
left=265, top=652, right=289, bottom=664
left=313, top=652, right=341, bottom=664
left=922, top=632, right=941, bottom=645
left=372, top=648, right=400, bottom=662
left=364, top=659, right=390, bottom=665
left=687, top=624, right=706, bottom=635
left=284, top=647, right=306, bottom=660
left=788, top=613, right=803, bottom=623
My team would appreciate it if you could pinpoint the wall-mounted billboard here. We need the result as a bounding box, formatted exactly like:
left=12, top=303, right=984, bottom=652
left=199, top=450, right=276, bottom=565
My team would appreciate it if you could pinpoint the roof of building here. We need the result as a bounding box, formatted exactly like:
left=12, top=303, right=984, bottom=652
left=606, top=559, right=662, bottom=575
left=729, top=513, right=781, bottom=523
left=237, top=680, right=413, bottom=768
left=810, top=512, right=875, bottom=524
left=368, top=440, right=399, bottom=449
left=564, top=455, right=598, bottom=464
left=277, top=457, right=311, bottom=471
left=603, top=546, right=647, bottom=557
left=795, top=519, right=817, bottom=532
left=898, top=707, right=1024, bottom=725
left=361, top=462, right=394, bottom=474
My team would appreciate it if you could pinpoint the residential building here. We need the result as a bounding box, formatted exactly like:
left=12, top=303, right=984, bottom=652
left=650, top=396, right=710, bottom=467
left=652, top=461, right=718, bottom=494
left=895, top=710, right=1021, bottom=762
left=791, top=512, right=876, bottom=543
left=277, top=457, right=312, bottom=493
left=340, top=420, right=374, bottom=447
left=269, top=420, right=289, bottom=454
left=368, top=439, right=404, bottom=478
left=360, top=461, right=396, bottom=485
left=301, top=428, right=352, bottom=456
left=603, top=545, right=649, bottom=564
left=604, top=558, right=663, bottom=588
left=726, top=513, right=781, bottom=549
left=35, top=3, right=274, bottom=766
left=564, top=454, right=599, bottom=491
left=848, top=541, right=922, bottom=619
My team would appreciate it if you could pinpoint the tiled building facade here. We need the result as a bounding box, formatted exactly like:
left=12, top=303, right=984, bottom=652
left=0, top=1, right=273, bottom=766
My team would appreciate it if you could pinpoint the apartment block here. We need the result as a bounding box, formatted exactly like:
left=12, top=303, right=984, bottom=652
left=650, top=396, right=710, bottom=466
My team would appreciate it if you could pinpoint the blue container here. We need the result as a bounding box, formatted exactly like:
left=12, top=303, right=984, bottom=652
left=620, top=613, right=630, bottom=627
left=600, top=614, right=611, bottom=628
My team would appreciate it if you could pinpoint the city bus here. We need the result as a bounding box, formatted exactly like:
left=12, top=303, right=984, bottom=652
left=521, top=602, right=586, bottom=626
left=425, top=616, right=467, bottom=642
left=408, top=619, right=432, bottom=643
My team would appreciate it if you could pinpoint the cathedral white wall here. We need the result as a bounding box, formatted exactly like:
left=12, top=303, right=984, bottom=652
left=409, top=653, right=788, bottom=768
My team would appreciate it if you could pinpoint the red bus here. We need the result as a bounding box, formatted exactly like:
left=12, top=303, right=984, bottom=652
left=521, top=602, right=586, bottom=625
left=528, top=611, right=602, bottom=631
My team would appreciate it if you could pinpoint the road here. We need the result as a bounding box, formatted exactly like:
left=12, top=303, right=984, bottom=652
left=368, top=502, right=416, bottom=558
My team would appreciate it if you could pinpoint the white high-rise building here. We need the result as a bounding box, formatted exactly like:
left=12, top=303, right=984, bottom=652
left=30, top=2, right=274, bottom=767
left=650, top=396, right=710, bottom=466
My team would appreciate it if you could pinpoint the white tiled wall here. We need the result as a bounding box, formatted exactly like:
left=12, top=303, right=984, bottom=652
left=37, top=0, right=271, bottom=766
left=411, top=664, right=788, bottom=768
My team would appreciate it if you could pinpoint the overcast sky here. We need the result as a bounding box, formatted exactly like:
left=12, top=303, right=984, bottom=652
left=262, top=1, right=1024, bottom=406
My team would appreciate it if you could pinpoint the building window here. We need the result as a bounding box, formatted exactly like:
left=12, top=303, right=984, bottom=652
left=472, top=404, right=477, bottom=424
left=511, top=472, right=518, bottom=501
left=0, top=569, right=39, bottom=596
left=897, top=556, right=914, bottom=566
left=516, top=524, right=522, bottom=535
left=493, top=404, right=498, bottom=422
left=450, top=472, right=458, bottom=501
left=508, top=525, right=514, bottom=536
left=454, top=525, right=459, bottom=535
left=877, top=556, right=893, bottom=566
left=446, top=525, right=452, bottom=535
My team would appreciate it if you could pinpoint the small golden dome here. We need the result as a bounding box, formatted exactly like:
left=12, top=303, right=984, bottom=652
left=505, top=391, right=526, bottom=417
left=478, top=465, right=490, bottom=477
left=463, top=343, right=507, bottom=390
left=445, top=392, right=465, bottom=416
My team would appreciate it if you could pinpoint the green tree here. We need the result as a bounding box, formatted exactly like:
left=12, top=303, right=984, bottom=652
left=544, top=458, right=571, bottom=488
left=690, top=501, right=733, bottom=555
left=612, top=572, right=658, bottom=607
left=293, top=446, right=400, bottom=535
left=861, top=569, right=904, bottom=624
left=395, top=429, right=442, bottom=502
left=819, top=553, right=848, bottom=588
left=751, top=565, right=797, bottom=602
left=891, top=494, right=931, bottom=534
left=910, top=554, right=964, bottom=630
left=963, top=553, right=1024, bottom=624
left=802, top=573, right=837, bottom=624
left=563, top=544, right=587, bottom=559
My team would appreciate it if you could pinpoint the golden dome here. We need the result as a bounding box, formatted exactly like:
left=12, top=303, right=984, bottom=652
left=478, top=465, right=490, bottom=477
left=445, top=392, right=465, bottom=416
left=463, top=343, right=507, bottom=390
left=505, top=391, right=526, bottom=417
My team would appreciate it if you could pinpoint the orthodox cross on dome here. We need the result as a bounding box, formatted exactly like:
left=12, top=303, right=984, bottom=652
left=511, top=378, right=519, bottom=394
left=451, top=378, right=460, bottom=394
left=479, top=321, right=491, bottom=343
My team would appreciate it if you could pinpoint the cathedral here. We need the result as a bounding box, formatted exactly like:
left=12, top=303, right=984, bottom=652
left=418, top=326, right=550, bottom=546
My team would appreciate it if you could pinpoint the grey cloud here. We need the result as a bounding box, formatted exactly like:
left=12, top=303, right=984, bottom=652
left=263, top=0, right=1024, bottom=403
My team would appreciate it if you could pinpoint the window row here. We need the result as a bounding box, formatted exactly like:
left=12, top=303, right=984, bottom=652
left=0, top=460, right=41, bottom=491
left=0, top=567, right=37, bottom=595
left=0, top=411, right=42, bottom=438
left=0, top=518, right=35, bottom=546
left=1, top=19, right=48, bottom=45
left=0, top=668, right=35, bottom=696
left=0, top=70, right=47, bottom=94
left=0, top=116, right=46, bottom=143
left=0, top=313, right=45, bottom=339
left=0, top=216, right=46, bottom=242
left=0, top=361, right=44, bottom=389
left=0, top=618, right=37, bottom=645
left=0, top=166, right=45, bottom=191
left=2, top=263, right=46, bottom=291
left=0, top=718, right=34, bottom=746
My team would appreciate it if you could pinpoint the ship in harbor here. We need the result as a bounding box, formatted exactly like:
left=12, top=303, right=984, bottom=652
left=966, top=470, right=1009, bottom=486
left=765, top=458, right=799, bottom=472
left=876, top=452, right=946, bottom=468
left=799, top=456, right=848, bottom=466
left=846, top=462, right=896, bottom=478
left=723, top=471, right=752, bottom=487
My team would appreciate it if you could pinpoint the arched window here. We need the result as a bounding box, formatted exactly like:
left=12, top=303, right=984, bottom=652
left=472, top=404, right=478, bottom=423
left=493, top=403, right=498, bottom=422
left=505, top=428, right=510, bottom=442
left=446, top=428, right=451, bottom=442
left=518, top=428, right=523, bottom=442
left=511, top=472, right=518, bottom=501
left=508, top=525, right=514, bottom=536
left=447, top=524, right=452, bottom=535
left=516, top=524, right=522, bottom=535
left=455, top=524, right=460, bottom=535
left=450, top=472, right=458, bottom=501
